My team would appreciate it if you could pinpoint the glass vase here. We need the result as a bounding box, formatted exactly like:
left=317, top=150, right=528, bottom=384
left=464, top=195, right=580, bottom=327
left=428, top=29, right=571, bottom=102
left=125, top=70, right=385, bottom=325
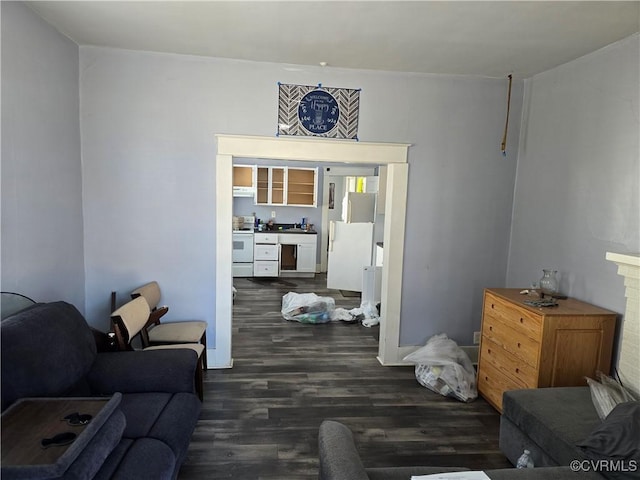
left=539, top=269, right=559, bottom=295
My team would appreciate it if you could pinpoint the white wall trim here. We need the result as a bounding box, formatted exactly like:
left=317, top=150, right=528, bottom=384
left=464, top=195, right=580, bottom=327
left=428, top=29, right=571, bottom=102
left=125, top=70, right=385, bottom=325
left=212, top=153, right=234, bottom=368
left=214, top=134, right=410, bottom=368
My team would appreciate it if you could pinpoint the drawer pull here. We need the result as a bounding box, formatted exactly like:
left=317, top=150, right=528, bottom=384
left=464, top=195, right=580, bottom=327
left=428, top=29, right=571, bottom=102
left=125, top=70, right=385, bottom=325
left=489, top=326, right=493, bottom=331
left=517, top=342, right=521, bottom=348
left=487, top=348, right=491, bottom=354
left=485, top=376, right=489, bottom=381
left=491, top=304, right=495, bottom=309
left=515, top=368, right=520, bottom=373
left=520, top=317, right=524, bottom=323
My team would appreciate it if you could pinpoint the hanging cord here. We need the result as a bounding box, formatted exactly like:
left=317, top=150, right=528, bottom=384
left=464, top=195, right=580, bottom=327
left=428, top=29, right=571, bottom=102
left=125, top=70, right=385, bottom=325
left=501, top=74, right=513, bottom=156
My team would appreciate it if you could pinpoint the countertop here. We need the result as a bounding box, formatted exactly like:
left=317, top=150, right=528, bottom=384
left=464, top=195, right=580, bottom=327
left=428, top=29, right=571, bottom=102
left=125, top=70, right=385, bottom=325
left=257, top=228, right=317, bottom=235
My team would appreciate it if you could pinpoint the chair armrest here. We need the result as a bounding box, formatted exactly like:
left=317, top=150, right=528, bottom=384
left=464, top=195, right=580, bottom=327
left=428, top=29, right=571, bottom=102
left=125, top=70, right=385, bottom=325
left=318, top=420, right=370, bottom=480
left=147, top=306, right=169, bottom=327
left=87, top=350, right=197, bottom=395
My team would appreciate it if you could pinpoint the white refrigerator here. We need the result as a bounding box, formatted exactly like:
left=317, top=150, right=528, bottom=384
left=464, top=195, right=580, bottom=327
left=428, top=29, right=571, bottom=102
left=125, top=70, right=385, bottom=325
left=327, top=221, right=374, bottom=292
left=342, top=192, right=376, bottom=223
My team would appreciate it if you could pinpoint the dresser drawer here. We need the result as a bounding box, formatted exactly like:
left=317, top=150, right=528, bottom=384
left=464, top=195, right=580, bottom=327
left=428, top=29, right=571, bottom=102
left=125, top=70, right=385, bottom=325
left=480, top=337, right=538, bottom=388
left=482, top=315, right=540, bottom=368
left=478, top=359, right=525, bottom=411
left=484, top=292, right=542, bottom=340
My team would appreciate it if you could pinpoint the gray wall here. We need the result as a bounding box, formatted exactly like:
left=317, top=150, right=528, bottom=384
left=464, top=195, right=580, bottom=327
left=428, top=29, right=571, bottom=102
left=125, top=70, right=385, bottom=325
left=2, top=5, right=522, bottom=345
left=1, top=2, right=85, bottom=310
left=507, top=34, right=639, bottom=318
left=79, top=45, right=523, bottom=341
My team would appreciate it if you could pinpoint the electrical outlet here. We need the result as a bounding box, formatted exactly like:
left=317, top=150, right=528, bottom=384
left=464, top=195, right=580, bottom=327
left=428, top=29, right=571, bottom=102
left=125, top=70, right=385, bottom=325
left=271, top=210, right=276, bottom=218
left=473, top=331, right=481, bottom=345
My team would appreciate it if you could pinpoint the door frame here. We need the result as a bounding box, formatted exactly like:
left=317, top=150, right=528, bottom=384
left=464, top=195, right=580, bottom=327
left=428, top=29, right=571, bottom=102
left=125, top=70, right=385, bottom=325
left=213, top=134, right=409, bottom=368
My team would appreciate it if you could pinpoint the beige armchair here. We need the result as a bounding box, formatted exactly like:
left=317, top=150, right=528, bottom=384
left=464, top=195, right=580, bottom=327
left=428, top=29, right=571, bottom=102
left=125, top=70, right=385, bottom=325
left=130, top=281, right=207, bottom=370
left=111, top=296, right=204, bottom=401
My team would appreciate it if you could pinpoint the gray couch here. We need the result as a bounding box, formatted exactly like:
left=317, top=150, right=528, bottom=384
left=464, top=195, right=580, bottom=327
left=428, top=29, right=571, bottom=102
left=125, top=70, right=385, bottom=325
left=319, top=385, right=640, bottom=479
left=500, top=387, right=602, bottom=468
left=500, top=387, right=639, bottom=480
left=1, top=301, right=202, bottom=480
left=318, top=420, right=604, bottom=480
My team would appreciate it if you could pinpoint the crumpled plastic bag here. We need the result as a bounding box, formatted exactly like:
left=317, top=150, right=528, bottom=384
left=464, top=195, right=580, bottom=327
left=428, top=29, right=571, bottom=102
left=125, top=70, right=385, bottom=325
left=281, top=292, right=335, bottom=324
left=330, top=301, right=380, bottom=326
left=403, top=333, right=477, bottom=402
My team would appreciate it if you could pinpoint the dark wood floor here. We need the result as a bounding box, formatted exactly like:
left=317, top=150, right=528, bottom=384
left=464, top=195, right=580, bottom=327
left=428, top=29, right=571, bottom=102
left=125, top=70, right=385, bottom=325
left=178, top=275, right=511, bottom=479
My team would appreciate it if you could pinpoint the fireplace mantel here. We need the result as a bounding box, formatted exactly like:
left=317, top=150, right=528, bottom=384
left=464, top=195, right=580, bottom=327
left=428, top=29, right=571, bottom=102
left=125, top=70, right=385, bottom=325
left=606, top=252, right=640, bottom=397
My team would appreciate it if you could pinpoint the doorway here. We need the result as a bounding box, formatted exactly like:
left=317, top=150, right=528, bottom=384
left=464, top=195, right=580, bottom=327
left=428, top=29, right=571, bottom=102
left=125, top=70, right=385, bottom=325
left=214, top=135, right=409, bottom=368
left=319, top=165, right=377, bottom=273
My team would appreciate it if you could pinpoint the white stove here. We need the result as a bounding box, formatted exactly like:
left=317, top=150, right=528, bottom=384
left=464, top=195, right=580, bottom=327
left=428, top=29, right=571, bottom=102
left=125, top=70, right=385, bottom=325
left=232, top=216, right=255, bottom=277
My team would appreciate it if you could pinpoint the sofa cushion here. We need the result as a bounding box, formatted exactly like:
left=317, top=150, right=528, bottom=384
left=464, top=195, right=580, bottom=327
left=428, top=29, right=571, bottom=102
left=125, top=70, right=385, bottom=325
left=577, top=401, right=640, bottom=480
left=502, top=387, right=599, bottom=466
left=93, top=438, right=176, bottom=480
left=147, top=392, right=202, bottom=464
left=118, top=392, right=172, bottom=439
left=1, top=302, right=97, bottom=410
left=117, top=392, right=201, bottom=464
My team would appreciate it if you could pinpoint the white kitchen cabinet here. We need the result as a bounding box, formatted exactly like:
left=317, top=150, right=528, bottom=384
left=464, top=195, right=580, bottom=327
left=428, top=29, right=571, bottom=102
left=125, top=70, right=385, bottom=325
left=232, top=165, right=255, bottom=197
left=254, top=233, right=279, bottom=277
left=278, top=234, right=317, bottom=275
left=255, top=167, right=285, bottom=205
left=296, top=244, right=316, bottom=273
left=254, top=261, right=279, bottom=277
left=254, top=166, right=317, bottom=207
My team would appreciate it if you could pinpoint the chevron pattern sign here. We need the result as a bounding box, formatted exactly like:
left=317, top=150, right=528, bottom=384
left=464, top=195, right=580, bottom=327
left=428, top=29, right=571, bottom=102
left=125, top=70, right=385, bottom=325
left=277, top=83, right=360, bottom=140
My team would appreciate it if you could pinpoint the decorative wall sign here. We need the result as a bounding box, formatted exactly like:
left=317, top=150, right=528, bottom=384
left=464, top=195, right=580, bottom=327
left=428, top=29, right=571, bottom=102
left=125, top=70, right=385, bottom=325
left=277, top=83, right=360, bottom=140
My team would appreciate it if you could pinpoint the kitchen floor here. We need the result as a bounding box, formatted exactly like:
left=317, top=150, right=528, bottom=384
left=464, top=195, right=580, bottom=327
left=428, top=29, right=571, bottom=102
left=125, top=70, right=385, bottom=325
left=178, top=274, right=509, bottom=479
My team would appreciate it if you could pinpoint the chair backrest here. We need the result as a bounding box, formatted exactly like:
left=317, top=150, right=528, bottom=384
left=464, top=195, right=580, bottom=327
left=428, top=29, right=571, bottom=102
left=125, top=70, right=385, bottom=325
left=131, top=281, right=161, bottom=310
left=110, top=297, right=151, bottom=346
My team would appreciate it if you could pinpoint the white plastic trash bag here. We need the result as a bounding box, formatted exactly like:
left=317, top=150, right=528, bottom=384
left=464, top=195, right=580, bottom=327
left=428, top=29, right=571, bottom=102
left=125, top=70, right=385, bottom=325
left=403, top=333, right=477, bottom=402
left=281, top=292, right=335, bottom=324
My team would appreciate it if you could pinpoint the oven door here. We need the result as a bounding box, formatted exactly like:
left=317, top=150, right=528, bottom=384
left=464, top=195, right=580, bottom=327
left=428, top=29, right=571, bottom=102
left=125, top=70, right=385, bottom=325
left=232, top=233, right=254, bottom=263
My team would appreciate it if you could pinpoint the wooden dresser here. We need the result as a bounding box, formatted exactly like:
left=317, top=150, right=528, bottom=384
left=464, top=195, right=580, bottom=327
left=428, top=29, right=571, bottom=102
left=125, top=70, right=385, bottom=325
left=477, top=288, right=617, bottom=412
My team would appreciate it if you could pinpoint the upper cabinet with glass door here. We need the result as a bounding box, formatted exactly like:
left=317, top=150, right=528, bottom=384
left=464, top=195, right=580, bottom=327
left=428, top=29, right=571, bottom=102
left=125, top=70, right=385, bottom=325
left=256, top=166, right=286, bottom=205
left=255, top=166, right=317, bottom=207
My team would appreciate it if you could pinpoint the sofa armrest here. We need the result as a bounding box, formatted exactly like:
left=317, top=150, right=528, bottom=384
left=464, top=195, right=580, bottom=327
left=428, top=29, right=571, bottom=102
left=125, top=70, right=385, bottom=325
left=87, top=350, right=197, bottom=395
left=318, top=420, right=370, bottom=480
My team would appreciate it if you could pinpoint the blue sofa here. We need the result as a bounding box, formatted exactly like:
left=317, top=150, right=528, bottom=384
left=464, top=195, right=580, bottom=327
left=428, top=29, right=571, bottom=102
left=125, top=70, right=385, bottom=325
left=1, top=301, right=202, bottom=480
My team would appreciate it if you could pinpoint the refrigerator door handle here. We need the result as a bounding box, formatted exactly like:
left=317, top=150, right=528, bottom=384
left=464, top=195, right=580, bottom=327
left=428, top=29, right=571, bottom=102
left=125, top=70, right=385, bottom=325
left=329, top=221, right=335, bottom=252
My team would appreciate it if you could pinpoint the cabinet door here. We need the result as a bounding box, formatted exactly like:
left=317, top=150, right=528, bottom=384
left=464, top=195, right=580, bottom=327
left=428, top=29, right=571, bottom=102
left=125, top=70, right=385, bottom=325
left=287, top=168, right=317, bottom=206
left=271, top=167, right=285, bottom=205
left=256, top=167, right=269, bottom=204
left=233, top=166, right=253, bottom=187
left=296, top=244, right=316, bottom=272
left=255, top=167, right=286, bottom=205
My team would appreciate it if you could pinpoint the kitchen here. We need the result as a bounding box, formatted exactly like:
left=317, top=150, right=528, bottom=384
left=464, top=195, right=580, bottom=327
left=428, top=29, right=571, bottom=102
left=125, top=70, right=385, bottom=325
left=232, top=159, right=384, bottom=303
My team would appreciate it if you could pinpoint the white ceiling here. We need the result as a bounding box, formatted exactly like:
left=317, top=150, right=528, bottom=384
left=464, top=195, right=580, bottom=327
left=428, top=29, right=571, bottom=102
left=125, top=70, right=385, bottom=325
left=27, top=1, right=640, bottom=78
